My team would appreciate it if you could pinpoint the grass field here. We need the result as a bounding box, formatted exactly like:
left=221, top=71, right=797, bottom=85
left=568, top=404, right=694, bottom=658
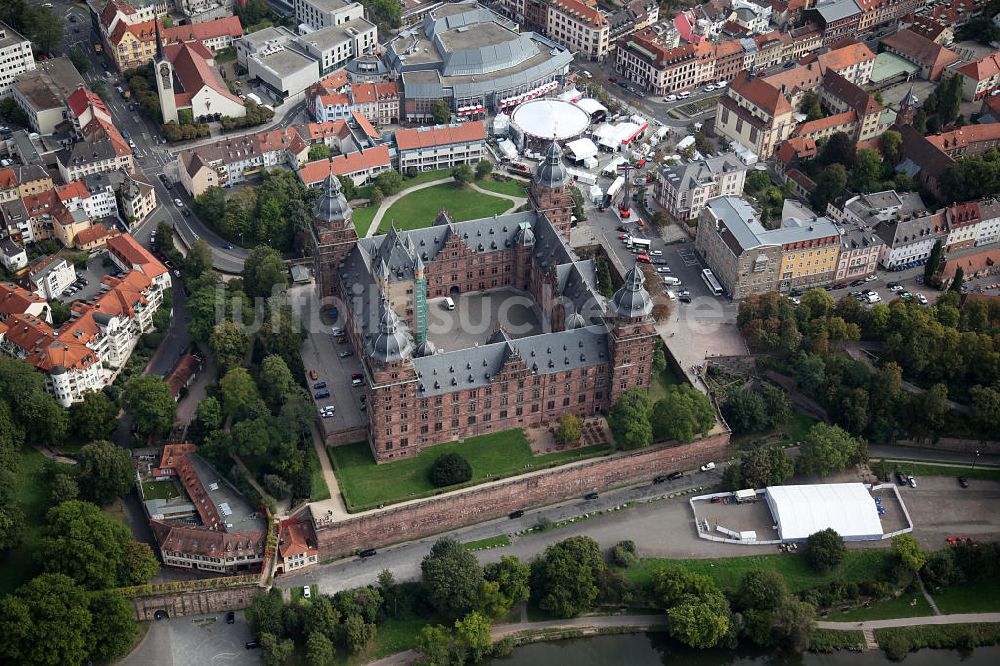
left=476, top=176, right=529, bottom=197
left=140, top=480, right=179, bottom=501
left=329, top=430, right=613, bottom=511
left=828, top=592, right=934, bottom=621
left=932, top=579, right=1000, bottom=614
left=625, top=549, right=894, bottom=594
left=463, top=534, right=511, bottom=551
left=0, top=447, right=72, bottom=595
left=308, top=444, right=331, bottom=502
left=377, top=184, right=512, bottom=234
left=647, top=363, right=683, bottom=402
left=351, top=206, right=377, bottom=237
left=334, top=617, right=425, bottom=666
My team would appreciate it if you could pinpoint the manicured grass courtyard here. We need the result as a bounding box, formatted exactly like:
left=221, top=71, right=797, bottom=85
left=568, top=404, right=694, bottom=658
left=351, top=206, right=377, bottom=237
left=626, top=548, right=894, bottom=594
left=376, top=184, right=513, bottom=234
left=308, top=444, right=331, bottom=502
left=140, top=480, right=179, bottom=501
left=475, top=176, right=529, bottom=197
left=329, top=430, right=613, bottom=511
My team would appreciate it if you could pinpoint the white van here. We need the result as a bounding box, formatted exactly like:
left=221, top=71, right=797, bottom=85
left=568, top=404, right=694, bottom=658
left=444, top=297, right=456, bottom=311
left=662, top=276, right=682, bottom=286
left=677, top=91, right=692, bottom=99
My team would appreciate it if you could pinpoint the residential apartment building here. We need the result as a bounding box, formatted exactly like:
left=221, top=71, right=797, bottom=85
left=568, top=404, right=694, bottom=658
left=177, top=126, right=310, bottom=197
left=814, top=41, right=876, bottom=85
left=696, top=196, right=842, bottom=298
left=976, top=199, right=1000, bottom=246
left=295, top=0, right=365, bottom=31
left=653, top=153, right=748, bottom=222
left=118, top=171, right=157, bottom=224
left=297, top=145, right=392, bottom=186
left=349, top=82, right=399, bottom=126
left=147, top=444, right=267, bottom=573
left=0, top=239, right=27, bottom=272
left=944, top=202, right=981, bottom=252
left=57, top=117, right=134, bottom=183
left=876, top=207, right=947, bottom=269
left=296, top=17, right=377, bottom=75
left=615, top=33, right=715, bottom=94
left=27, top=255, right=76, bottom=300
left=276, top=518, right=319, bottom=574
left=0, top=282, right=49, bottom=322
left=715, top=74, right=796, bottom=159
left=806, top=0, right=862, bottom=46
left=11, top=57, right=85, bottom=135
left=394, top=122, right=487, bottom=173
left=0, top=21, right=35, bottom=98
left=926, top=124, right=1000, bottom=158
left=158, top=15, right=244, bottom=52
left=835, top=223, right=883, bottom=281
left=57, top=179, right=117, bottom=221
left=546, top=0, right=610, bottom=61
left=106, top=233, right=171, bottom=291
left=98, top=0, right=160, bottom=71
left=957, top=51, right=1000, bottom=101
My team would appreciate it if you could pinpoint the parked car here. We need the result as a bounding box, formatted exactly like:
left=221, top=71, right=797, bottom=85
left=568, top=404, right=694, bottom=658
left=653, top=475, right=667, bottom=484
left=313, top=381, right=327, bottom=390
left=226, top=611, right=235, bottom=624
left=174, top=198, right=184, bottom=207
left=650, top=249, right=663, bottom=255
left=303, top=586, right=311, bottom=599
left=896, top=471, right=907, bottom=485
left=664, top=94, right=677, bottom=102
left=700, top=462, right=716, bottom=471
left=309, top=369, right=318, bottom=380
left=636, top=254, right=651, bottom=264
left=657, top=267, right=671, bottom=273
left=223, top=243, right=234, bottom=250
left=246, top=641, right=260, bottom=650
left=331, top=327, right=346, bottom=336
left=667, top=471, right=684, bottom=480
left=907, top=475, right=917, bottom=488
left=584, top=492, right=599, bottom=500
left=359, top=548, right=377, bottom=558
left=917, top=293, right=928, bottom=305
left=314, top=390, right=330, bottom=399
left=509, top=510, right=524, bottom=519
left=958, top=476, right=969, bottom=488
left=338, top=350, right=354, bottom=358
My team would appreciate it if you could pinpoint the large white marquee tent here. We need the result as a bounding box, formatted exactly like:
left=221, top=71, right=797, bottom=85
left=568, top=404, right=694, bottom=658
left=764, top=483, right=884, bottom=542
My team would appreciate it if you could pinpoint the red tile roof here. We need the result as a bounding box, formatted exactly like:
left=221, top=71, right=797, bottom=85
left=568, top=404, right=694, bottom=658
left=957, top=51, right=1000, bottom=82
left=109, top=19, right=157, bottom=47
left=350, top=81, right=398, bottom=104
left=55, top=181, right=91, bottom=203
left=551, top=0, right=607, bottom=28
left=0, top=168, right=16, bottom=190
left=159, top=15, right=243, bottom=46
left=74, top=223, right=111, bottom=248
left=106, top=233, right=167, bottom=280
left=165, top=41, right=243, bottom=106
left=304, top=120, right=350, bottom=141
left=882, top=28, right=959, bottom=70
left=816, top=41, right=875, bottom=73
left=351, top=111, right=379, bottom=139
left=926, top=124, right=1000, bottom=153
left=278, top=518, right=317, bottom=560
left=796, top=110, right=858, bottom=136
left=395, top=121, right=486, bottom=151
left=942, top=247, right=1000, bottom=280
left=165, top=353, right=200, bottom=398
left=0, top=282, right=45, bottom=318
left=730, top=73, right=792, bottom=117
left=66, top=86, right=109, bottom=121
left=298, top=146, right=392, bottom=185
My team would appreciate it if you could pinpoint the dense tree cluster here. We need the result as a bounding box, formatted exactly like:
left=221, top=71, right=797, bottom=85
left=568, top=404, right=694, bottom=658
left=801, top=131, right=914, bottom=211
left=940, top=147, right=1000, bottom=202
left=0, top=1, right=63, bottom=54
left=723, top=444, right=793, bottom=491
left=721, top=383, right=790, bottom=435
left=608, top=385, right=716, bottom=449
left=652, top=567, right=731, bottom=648
left=193, top=170, right=321, bottom=254
left=806, top=528, right=846, bottom=573
left=743, top=170, right=788, bottom=225
left=912, top=75, right=964, bottom=136
left=220, top=101, right=275, bottom=131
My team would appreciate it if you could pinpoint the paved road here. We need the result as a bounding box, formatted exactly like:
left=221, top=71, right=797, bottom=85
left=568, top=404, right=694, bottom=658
left=869, top=445, right=1000, bottom=466
left=817, top=612, right=1000, bottom=630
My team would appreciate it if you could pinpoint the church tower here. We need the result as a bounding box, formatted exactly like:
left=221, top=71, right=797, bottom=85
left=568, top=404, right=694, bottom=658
left=607, top=262, right=657, bottom=405
left=312, top=174, right=359, bottom=299
left=155, top=59, right=178, bottom=125
left=897, top=87, right=919, bottom=128
left=529, top=141, right=574, bottom=238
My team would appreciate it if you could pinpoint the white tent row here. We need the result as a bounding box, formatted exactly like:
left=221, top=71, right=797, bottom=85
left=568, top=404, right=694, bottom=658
left=497, top=138, right=519, bottom=161
left=765, top=483, right=884, bottom=542
left=574, top=98, right=607, bottom=116
left=565, top=137, right=599, bottom=161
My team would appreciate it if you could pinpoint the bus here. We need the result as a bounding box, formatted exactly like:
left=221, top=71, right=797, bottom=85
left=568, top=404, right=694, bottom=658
left=702, top=268, right=724, bottom=296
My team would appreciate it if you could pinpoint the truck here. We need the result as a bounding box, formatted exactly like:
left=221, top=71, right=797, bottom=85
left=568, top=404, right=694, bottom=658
left=734, top=489, right=758, bottom=504
left=567, top=168, right=597, bottom=185
left=606, top=175, right=625, bottom=201
left=246, top=93, right=263, bottom=106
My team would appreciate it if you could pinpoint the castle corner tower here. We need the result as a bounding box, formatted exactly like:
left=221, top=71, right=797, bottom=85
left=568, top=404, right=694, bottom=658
left=607, top=262, right=657, bottom=404
left=529, top=141, right=574, bottom=238
left=312, top=174, right=359, bottom=299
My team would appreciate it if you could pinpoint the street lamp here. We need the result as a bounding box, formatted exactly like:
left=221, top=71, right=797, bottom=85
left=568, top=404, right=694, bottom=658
left=972, top=450, right=981, bottom=472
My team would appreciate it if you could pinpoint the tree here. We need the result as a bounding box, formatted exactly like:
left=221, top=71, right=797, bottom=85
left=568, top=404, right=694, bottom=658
left=666, top=589, right=731, bottom=649
left=798, top=91, right=823, bottom=121
left=810, top=163, right=847, bottom=211
left=415, top=624, right=452, bottom=664
left=306, top=631, right=335, bottom=666
left=454, top=611, right=492, bottom=662
left=428, top=452, right=473, bottom=487
left=195, top=396, right=223, bottom=432
left=737, top=569, right=788, bottom=611
left=194, top=187, right=227, bottom=223
left=342, top=614, right=376, bottom=653
left=850, top=148, right=883, bottom=192
left=744, top=170, right=772, bottom=195
left=370, top=187, right=384, bottom=208
left=24, top=5, right=64, bottom=54
left=651, top=566, right=716, bottom=607
left=451, top=163, right=474, bottom=185
left=68, top=46, right=91, bottom=75
left=806, top=528, right=846, bottom=572
left=220, top=367, right=259, bottom=418
left=247, top=588, right=286, bottom=638
left=475, top=159, right=493, bottom=180
left=338, top=175, right=357, bottom=200
left=531, top=536, right=605, bottom=617
left=818, top=132, right=857, bottom=168
left=374, top=169, right=404, bottom=195
left=431, top=99, right=451, bottom=124
left=0, top=357, right=68, bottom=444
left=950, top=266, right=965, bottom=293
left=69, top=391, right=116, bottom=442
left=796, top=423, right=866, bottom=476
left=88, top=590, right=139, bottom=662
left=422, top=538, right=484, bottom=618
left=46, top=299, right=72, bottom=327
left=39, top=500, right=158, bottom=589
left=880, top=130, right=902, bottom=164
left=242, top=246, right=287, bottom=299
left=309, top=143, right=331, bottom=161
left=892, top=534, right=926, bottom=573
left=651, top=385, right=715, bottom=443
left=728, top=445, right=793, bottom=490
left=122, top=375, right=176, bottom=438
left=481, top=556, right=531, bottom=617
left=0, top=573, right=93, bottom=666
left=259, top=354, right=294, bottom=406
left=970, top=385, right=1000, bottom=437
left=186, top=240, right=214, bottom=278
left=607, top=387, right=652, bottom=449
left=925, top=240, right=944, bottom=284
left=261, top=632, right=295, bottom=666
left=50, top=473, right=79, bottom=504
left=0, top=504, right=24, bottom=555
left=557, top=413, right=583, bottom=444
left=77, top=440, right=134, bottom=505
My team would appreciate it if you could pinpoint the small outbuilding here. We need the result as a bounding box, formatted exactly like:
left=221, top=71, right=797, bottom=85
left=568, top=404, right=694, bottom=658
left=764, top=483, right=884, bottom=542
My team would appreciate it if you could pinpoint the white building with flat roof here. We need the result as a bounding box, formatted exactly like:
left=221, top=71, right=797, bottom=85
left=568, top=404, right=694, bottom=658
left=0, top=22, right=35, bottom=99
left=295, top=0, right=365, bottom=31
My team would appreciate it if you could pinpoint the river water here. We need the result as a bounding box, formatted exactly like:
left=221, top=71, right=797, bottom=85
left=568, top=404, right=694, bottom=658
left=486, top=633, right=1000, bottom=665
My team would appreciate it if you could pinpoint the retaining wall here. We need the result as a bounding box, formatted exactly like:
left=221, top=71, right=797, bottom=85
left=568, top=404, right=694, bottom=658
left=315, top=432, right=730, bottom=558
left=130, top=585, right=263, bottom=621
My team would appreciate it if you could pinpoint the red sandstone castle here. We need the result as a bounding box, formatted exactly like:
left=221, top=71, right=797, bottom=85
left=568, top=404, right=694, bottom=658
left=312, top=143, right=657, bottom=462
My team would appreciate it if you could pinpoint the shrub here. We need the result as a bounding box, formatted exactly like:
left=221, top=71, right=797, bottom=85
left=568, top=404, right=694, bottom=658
left=611, top=540, right=637, bottom=567
left=557, top=414, right=582, bottom=444
left=428, top=452, right=472, bottom=487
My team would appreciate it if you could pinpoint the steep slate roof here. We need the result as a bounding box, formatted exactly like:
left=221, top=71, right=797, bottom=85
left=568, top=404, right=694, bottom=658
left=822, top=70, right=880, bottom=116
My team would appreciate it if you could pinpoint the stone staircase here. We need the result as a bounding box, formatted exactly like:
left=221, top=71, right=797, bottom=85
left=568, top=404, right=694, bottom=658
left=863, top=628, right=879, bottom=651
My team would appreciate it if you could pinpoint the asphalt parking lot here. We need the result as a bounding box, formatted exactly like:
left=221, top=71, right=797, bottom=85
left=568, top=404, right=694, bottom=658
left=56, top=251, right=119, bottom=303
left=121, top=611, right=257, bottom=666
left=895, top=476, right=1000, bottom=547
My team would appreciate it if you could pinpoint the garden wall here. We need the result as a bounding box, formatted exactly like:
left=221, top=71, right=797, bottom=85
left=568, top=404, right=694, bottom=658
left=314, top=432, right=731, bottom=558
left=129, top=584, right=263, bottom=621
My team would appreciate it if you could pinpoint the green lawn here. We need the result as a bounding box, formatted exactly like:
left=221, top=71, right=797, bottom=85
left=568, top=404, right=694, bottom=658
left=352, top=206, right=377, bottom=237
left=329, top=430, right=613, bottom=511
left=308, top=444, right=331, bottom=502
left=463, top=534, right=511, bottom=551
left=932, top=579, right=1000, bottom=614
left=140, top=480, right=179, bottom=501
left=377, top=184, right=512, bottom=233
left=476, top=176, right=529, bottom=197
left=334, top=617, right=425, bottom=666
left=828, top=592, right=934, bottom=621
left=625, top=549, right=894, bottom=594
left=647, top=363, right=683, bottom=402
left=0, top=448, right=72, bottom=595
